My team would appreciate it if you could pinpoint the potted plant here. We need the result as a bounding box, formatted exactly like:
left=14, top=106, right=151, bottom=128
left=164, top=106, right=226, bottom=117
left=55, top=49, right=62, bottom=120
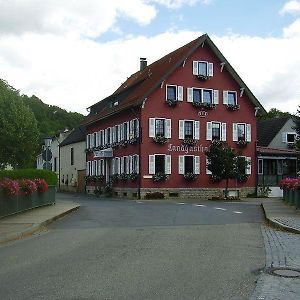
left=119, top=173, right=128, bottom=181
left=196, top=74, right=209, bottom=81
left=153, top=172, right=168, bottom=182
left=227, top=104, right=240, bottom=111
left=236, top=139, right=248, bottom=149
left=129, top=173, right=138, bottom=180
left=129, top=137, right=139, bottom=145
left=153, top=135, right=168, bottom=144
left=183, top=172, right=197, bottom=181
left=166, top=99, right=177, bottom=107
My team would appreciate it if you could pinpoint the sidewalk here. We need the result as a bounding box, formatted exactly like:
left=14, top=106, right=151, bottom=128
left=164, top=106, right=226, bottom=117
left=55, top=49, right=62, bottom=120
left=0, top=200, right=80, bottom=244
left=260, top=197, right=300, bottom=234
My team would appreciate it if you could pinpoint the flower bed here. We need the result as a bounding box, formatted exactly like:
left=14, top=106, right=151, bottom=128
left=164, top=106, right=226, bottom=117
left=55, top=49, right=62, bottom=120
left=279, top=178, right=300, bottom=208
left=0, top=178, right=55, bottom=219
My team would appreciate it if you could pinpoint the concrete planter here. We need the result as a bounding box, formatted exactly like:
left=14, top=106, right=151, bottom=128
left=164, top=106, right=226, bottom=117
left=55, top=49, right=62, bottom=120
left=295, top=190, right=300, bottom=209
left=0, top=186, right=56, bottom=219
left=287, top=189, right=295, bottom=206
left=282, top=189, right=288, bottom=202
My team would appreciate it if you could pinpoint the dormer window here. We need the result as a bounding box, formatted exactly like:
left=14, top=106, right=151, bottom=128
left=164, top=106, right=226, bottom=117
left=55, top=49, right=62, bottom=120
left=193, top=61, right=213, bottom=79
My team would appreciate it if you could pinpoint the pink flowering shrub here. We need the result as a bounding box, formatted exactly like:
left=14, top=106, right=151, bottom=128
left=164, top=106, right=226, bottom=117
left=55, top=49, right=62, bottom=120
left=279, top=178, right=300, bottom=191
left=34, top=178, right=49, bottom=193
left=0, top=178, right=20, bottom=197
left=19, top=179, right=38, bottom=196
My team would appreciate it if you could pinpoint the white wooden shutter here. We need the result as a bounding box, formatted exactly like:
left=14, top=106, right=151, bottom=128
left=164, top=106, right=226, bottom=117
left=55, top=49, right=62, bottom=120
left=165, top=119, right=171, bottom=138
left=233, top=123, right=238, bottom=141
left=193, top=61, right=198, bottom=75
left=221, top=123, right=227, bottom=141
left=100, top=130, right=104, bottom=146
left=113, top=126, right=116, bottom=143
left=135, top=119, right=140, bottom=138
left=187, top=88, right=193, bottom=102
left=104, top=129, right=108, bottom=144
left=282, top=132, right=287, bottom=143
left=101, top=159, right=105, bottom=175
left=194, top=156, right=200, bottom=175
left=95, top=132, right=99, bottom=147
left=177, top=86, right=183, bottom=101
left=86, top=162, right=89, bottom=175
left=126, top=156, right=130, bottom=174
left=179, top=120, right=185, bottom=139
left=208, top=63, right=214, bottom=77
left=179, top=155, right=184, bottom=175
left=206, top=157, right=212, bottom=174
left=112, top=158, right=116, bottom=174
left=86, top=134, right=90, bottom=149
left=129, top=120, right=134, bottom=139
left=136, top=155, right=139, bottom=174
left=149, top=118, right=155, bottom=137
left=194, top=121, right=200, bottom=140
left=91, top=160, right=95, bottom=175
left=206, top=122, right=212, bottom=141
left=126, top=122, right=130, bottom=140
left=246, top=157, right=252, bottom=175
left=149, top=155, right=155, bottom=175
left=165, top=155, right=171, bottom=175
left=223, top=90, right=228, bottom=105
left=213, top=90, right=219, bottom=104
left=246, top=124, right=251, bottom=142
left=120, top=157, right=124, bottom=173
left=110, top=127, right=113, bottom=144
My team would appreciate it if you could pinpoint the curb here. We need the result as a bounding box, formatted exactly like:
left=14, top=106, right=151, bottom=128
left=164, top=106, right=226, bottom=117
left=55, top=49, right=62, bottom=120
left=0, top=205, right=80, bottom=245
left=261, top=203, right=300, bottom=234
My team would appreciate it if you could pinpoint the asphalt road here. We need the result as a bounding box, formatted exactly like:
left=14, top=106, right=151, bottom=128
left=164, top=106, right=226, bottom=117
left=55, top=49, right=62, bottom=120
left=0, top=194, right=265, bottom=300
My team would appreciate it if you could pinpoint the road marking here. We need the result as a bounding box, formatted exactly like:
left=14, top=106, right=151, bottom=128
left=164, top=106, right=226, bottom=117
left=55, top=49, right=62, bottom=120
left=194, top=204, right=206, bottom=207
left=214, top=207, right=227, bottom=211
left=178, top=203, right=186, bottom=205
left=233, top=211, right=243, bottom=214
left=136, top=201, right=143, bottom=204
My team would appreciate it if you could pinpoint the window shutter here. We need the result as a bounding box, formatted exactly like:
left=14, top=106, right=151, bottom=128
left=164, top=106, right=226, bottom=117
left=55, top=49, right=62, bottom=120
left=136, top=155, right=140, bottom=174
left=206, top=122, right=212, bottom=141
left=194, top=121, right=200, bottom=140
left=246, top=124, right=251, bottom=142
left=179, top=155, right=184, bottom=175
left=177, top=86, right=184, bottom=101
left=113, top=126, right=116, bottom=143
left=149, top=155, right=155, bottom=175
left=208, top=63, right=214, bottom=77
left=246, top=157, right=252, bottom=175
left=223, top=90, right=228, bottom=105
left=95, top=132, right=99, bottom=147
left=135, top=119, right=140, bottom=138
left=165, top=155, right=171, bottom=175
left=165, top=119, right=172, bottom=138
left=104, top=129, right=108, bottom=144
left=100, top=130, right=104, bottom=146
left=129, top=120, right=134, bottom=139
left=126, top=156, right=130, bottom=174
left=112, top=158, right=115, bottom=175
left=194, top=156, right=200, bottom=175
left=126, top=122, right=130, bottom=140
left=101, top=159, right=105, bottom=175
left=213, top=90, right=219, bottom=104
left=221, top=123, right=227, bottom=141
left=86, top=162, right=89, bottom=176
left=206, top=157, right=212, bottom=174
left=149, top=118, right=155, bottom=137
left=91, top=160, right=95, bottom=175
left=282, top=132, right=287, bottom=143
left=233, top=123, right=238, bottom=141
left=187, top=88, right=193, bottom=102
left=90, top=134, right=93, bottom=148
left=179, top=120, right=185, bottom=139
left=193, top=61, right=198, bottom=75
left=110, top=127, right=113, bottom=144
left=86, top=134, right=90, bottom=149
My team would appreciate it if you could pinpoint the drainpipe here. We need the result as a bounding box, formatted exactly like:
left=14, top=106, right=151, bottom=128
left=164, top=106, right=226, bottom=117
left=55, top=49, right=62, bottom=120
left=130, top=107, right=141, bottom=199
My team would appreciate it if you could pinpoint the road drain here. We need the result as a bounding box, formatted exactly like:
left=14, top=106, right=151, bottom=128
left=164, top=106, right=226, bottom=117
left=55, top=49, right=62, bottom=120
left=266, top=267, right=300, bottom=278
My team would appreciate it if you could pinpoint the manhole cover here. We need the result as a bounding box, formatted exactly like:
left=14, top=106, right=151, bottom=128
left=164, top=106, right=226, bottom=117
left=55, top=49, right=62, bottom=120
left=266, top=267, right=300, bottom=278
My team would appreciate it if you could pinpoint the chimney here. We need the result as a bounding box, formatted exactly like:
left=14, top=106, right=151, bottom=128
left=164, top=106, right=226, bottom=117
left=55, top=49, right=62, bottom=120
left=140, top=57, right=147, bottom=71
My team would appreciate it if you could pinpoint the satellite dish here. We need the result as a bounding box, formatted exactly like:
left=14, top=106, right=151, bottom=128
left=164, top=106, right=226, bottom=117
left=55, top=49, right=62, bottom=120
left=42, top=148, right=52, bottom=161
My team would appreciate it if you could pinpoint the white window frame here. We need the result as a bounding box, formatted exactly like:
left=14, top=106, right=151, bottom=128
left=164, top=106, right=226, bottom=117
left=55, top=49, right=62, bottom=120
left=223, top=90, right=238, bottom=105
left=187, top=87, right=218, bottom=104
left=148, top=154, right=171, bottom=175
left=149, top=118, right=171, bottom=138
left=282, top=132, right=297, bottom=144
left=166, top=84, right=184, bottom=102
left=193, top=60, right=214, bottom=77
left=233, top=123, right=251, bottom=142
left=178, top=155, right=200, bottom=175
left=207, top=121, right=226, bottom=141
left=179, top=119, right=200, bottom=140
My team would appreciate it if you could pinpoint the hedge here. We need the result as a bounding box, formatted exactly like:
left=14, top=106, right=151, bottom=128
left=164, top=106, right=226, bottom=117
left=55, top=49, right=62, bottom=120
left=0, top=169, right=57, bottom=185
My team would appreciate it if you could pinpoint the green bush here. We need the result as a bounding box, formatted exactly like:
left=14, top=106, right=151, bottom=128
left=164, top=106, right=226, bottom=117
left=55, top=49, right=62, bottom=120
left=0, top=169, right=57, bottom=185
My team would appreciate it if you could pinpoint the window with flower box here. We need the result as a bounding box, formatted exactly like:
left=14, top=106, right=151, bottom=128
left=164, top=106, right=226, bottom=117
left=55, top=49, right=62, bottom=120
left=223, top=90, right=239, bottom=110
left=149, top=118, right=171, bottom=138
left=149, top=154, right=171, bottom=175
left=233, top=123, right=251, bottom=142
left=179, top=120, right=200, bottom=140
left=206, top=122, right=226, bottom=141
left=187, top=88, right=219, bottom=106
left=178, top=155, right=200, bottom=175
left=166, top=85, right=183, bottom=103
left=192, top=61, right=213, bottom=78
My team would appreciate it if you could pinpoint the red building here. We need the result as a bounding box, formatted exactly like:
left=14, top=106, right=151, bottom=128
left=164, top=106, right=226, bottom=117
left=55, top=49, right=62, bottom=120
left=83, top=34, right=266, bottom=199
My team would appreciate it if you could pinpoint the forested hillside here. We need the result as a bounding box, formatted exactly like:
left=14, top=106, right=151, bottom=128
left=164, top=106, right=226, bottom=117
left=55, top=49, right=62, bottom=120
left=22, top=95, right=85, bottom=142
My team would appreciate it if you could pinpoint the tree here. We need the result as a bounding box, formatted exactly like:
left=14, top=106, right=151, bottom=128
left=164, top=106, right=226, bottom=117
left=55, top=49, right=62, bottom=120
left=205, top=140, right=248, bottom=198
left=0, top=79, right=39, bottom=168
left=257, top=108, right=290, bottom=121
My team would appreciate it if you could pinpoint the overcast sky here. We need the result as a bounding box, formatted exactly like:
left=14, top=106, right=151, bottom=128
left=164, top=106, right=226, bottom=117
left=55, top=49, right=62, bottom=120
left=0, top=0, right=299, bottom=115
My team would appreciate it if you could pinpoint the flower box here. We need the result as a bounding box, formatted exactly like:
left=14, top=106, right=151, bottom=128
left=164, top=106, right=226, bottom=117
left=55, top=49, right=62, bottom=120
left=183, top=173, right=197, bottom=181
left=153, top=172, right=168, bottom=182
left=192, top=102, right=216, bottom=110
left=183, top=138, right=196, bottom=146
left=153, top=135, right=168, bottom=144
left=166, top=99, right=177, bottom=107
left=0, top=186, right=56, bottom=219
left=196, top=74, right=209, bottom=81
left=236, top=140, right=248, bottom=149
left=227, top=104, right=240, bottom=111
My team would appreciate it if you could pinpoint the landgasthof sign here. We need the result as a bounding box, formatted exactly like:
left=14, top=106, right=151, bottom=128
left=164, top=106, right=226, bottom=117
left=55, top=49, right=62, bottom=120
left=167, top=144, right=208, bottom=154
left=94, top=148, right=113, bottom=158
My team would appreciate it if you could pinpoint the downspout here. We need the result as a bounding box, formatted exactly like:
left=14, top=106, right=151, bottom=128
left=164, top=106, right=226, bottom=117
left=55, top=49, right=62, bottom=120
left=130, top=107, right=141, bottom=199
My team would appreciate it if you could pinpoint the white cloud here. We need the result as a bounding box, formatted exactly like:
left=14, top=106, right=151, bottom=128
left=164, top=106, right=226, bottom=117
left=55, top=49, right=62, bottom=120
left=280, top=0, right=300, bottom=15
left=283, top=18, right=300, bottom=37
left=149, top=0, right=198, bottom=9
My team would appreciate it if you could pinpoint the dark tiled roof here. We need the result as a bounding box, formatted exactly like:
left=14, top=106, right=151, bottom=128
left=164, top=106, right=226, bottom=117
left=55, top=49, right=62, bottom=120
left=257, top=117, right=290, bottom=147
left=60, top=125, right=86, bottom=147
left=83, top=34, right=266, bottom=126
left=257, top=146, right=300, bottom=156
